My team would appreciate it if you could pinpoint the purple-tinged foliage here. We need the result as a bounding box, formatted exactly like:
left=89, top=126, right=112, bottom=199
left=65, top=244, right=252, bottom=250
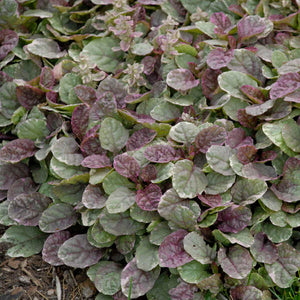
left=218, top=245, right=253, bottom=279
left=250, top=232, right=278, bottom=264
left=113, top=153, right=140, bottom=180
left=71, top=104, right=89, bottom=141
left=126, top=128, right=157, bottom=151
left=195, top=125, right=227, bottom=153
left=169, top=281, right=197, bottom=300
left=144, top=144, right=179, bottom=163
left=81, top=154, right=111, bottom=169
left=218, top=205, right=252, bottom=233
left=237, top=145, right=257, bottom=164
left=0, top=139, right=36, bottom=163
left=16, top=86, right=45, bottom=110
left=166, top=69, right=199, bottom=92
left=206, top=49, right=234, bottom=70
left=136, top=183, right=161, bottom=211
left=159, top=230, right=193, bottom=268
left=2, top=0, right=300, bottom=297
left=201, top=68, right=221, bottom=100
left=7, top=177, right=37, bottom=202
left=0, top=29, right=18, bottom=60
left=74, top=85, right=98, bottom=106
left=270, top=73, right=300, bottom=100
left=42, top=231, right=71, bottom=266
left=40, top=67, right=55, bottom=90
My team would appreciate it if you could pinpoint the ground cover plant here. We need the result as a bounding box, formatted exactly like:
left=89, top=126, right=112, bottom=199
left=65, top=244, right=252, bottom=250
left=1, top=0, right=300, bottom=299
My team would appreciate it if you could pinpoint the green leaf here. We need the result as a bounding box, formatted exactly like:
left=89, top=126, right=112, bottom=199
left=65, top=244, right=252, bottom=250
left=0, top=225, right=47, bottom=257
left=99, top=117, right=129, bottom=153
left=93, top=261, right=122, bottom=295
left=27, top=38, right=67, bottom=59
left=271, top=50, right=288, bottom=69
left=0, top=82, right=18, bottom=118
left=206, top=145, right=235, bottom=176
left=177, top=260, right=210, bottom=284
left=106, top=187, right=136, bottom=214
left=282, top=119, right=300, bottom=152
left=136, top=236, right=159, bottom=271
left=168, top=122, right=200, bottom=144
left=149, top=222, right=172, bottom=246
left=205, top=173, right=236, bottom=195
left=102, top=171, right=135, bottom=195
left=150, top=102, right=181, bottom=122
left=17, top=118, right=49, bottom=141
left=81, top=37, right=124, bottom=73
left=172, top=159, right=208, bottom=198
left=262, top=222, right=292, bottom=243
left=183, top=231, right=216, bottom=264
left=59, top=73, right=82, bottom=104
left=218, top=71, right=258, bottom=99
left=262, top=121, right=296, bottom=156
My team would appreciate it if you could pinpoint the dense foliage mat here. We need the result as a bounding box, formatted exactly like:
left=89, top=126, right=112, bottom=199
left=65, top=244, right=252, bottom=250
left=1, top=0, right=300, bottom=299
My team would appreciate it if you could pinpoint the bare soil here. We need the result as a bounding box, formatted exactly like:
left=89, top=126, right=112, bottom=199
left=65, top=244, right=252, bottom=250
left=0, top=225, right=97, bottom=300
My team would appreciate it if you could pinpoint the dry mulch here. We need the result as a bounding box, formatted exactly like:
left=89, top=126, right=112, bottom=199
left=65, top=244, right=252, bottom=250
left=0, top=225, right=97, bottom=300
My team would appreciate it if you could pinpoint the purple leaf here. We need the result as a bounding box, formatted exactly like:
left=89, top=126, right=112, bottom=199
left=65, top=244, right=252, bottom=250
left=226, top=128, right=253, bottom=149
left=270, top=73, right=300, bottom=100
left=201, top=68, right=221, bottom=100
left=89, top=92, right=117, bottom=121
left=142, top=56, right=156, bottom=75
left=0, top=139, right=36, bottom=163
left=218, top=205, right=252, bottom=233
left=166, top=69, right=199, bottom=92
left=74, top=85, right=98, bottom=106
left=71, top=104, right=89, bottom=141
left=242, top=163, right=278, bottom=181
left=230, top=286, right=263, bottom=300
left=211, top=12, right=232, bottom=33
left=16, top=85, right=45, bottom=110
left=58, top=234, right=103, bottom=268
left=245, top=100, right=276, bottom=117
left=121, top=258, right=160, bottom=298
left=229, top=4, right=246, bottom=17
left=218, top=245, right=253, bottom=279
left=250, top=232, right=278, bottom=264
left=7, top=177, right=37, bottom=202
left=82, top=184, right=107, bottom=209
left=40, top=66, right=55, bottom=90
left=140, top=164, right=157, bottom=182
left=282, top=202, right=300, bottom=214
left=284, top=89, right=300, bottom=103
left=81, top=154, right=111, bottom=169
left=237, top=145, right=257, bottom=164
left=42, top=231, right=71, bottom=266
left=144, top=144, right=179, bottom=163
left=237, top=109, right=258, bottom=129
left=241, top=85, right=266, bottom=104
left=206, top=49, right=234, bottom=70
left=119, top=109, right=155, bottom=124
left=169, top=281, right=197, bottom=300
left=8, top=192, right=51, bottom=226
left=46, top=91, right=58, bottom=104
left=80, top=125, right=105, bottom=156
left=98, top=77, right=127, bottom=109
left=195, top=125, right=227, bottom=153
left=136, top=184, right=162, bottom=211
left=113, top=153, right=140, bottom=179
left=271, top=157, right=300, bottom=202
left=198, top=194, right=222, bottom=208
left=0, top=29, right=19, bottom=60
left=126, top=128, right=157, bottom=151
left=159, top=229, right=193, bottom=268
left=0, top=163, right=30, bottom=190
left=237, top=15, right=266, bottom=42
left=259, top=150, right=277, bottom=163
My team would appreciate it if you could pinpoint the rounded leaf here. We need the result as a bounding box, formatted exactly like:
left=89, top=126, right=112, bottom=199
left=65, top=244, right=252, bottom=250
left=159, top=229, right=193, bottom=268
left=121, top=258, right=160, bottom=298
left=166, top=69, right=199, bottom=91
left=58, top=234, right=103, bottom=268
left=113, top=153, right=140, bottom=179
left=136, top=184, right=162, bottom=211
left=39, top=203, right=77, bottom=233
left=82, top=184, right=107, bottom=209
left=172, top=159, right=208, bottom=199
left=8, top=192, right=51, bottom=226
left=42, top=231, right=71, bottom=266
left=106, top=187, right=136, bottom=214
left=218, top=245, right=253, bottom=279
